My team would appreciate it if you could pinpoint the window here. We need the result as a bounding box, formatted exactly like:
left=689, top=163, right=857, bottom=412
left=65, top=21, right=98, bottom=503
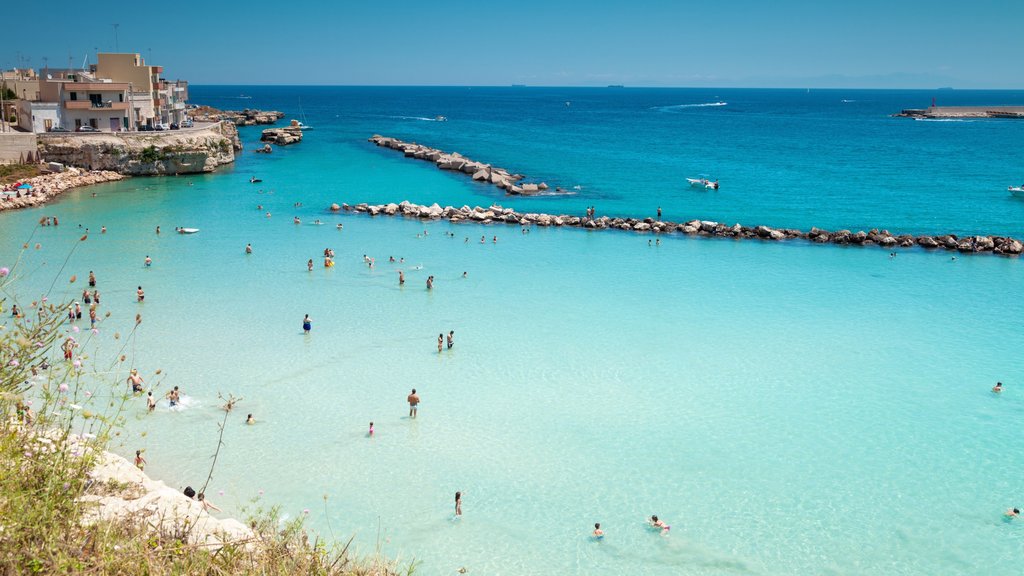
left=118, top=93, right=124, bottom=102
left=69, top=92, right=77, bottom=101
left=75, top=119, right=82, bottom=129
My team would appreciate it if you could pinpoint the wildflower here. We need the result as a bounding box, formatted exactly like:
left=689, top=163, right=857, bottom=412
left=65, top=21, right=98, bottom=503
left=73, top=360, right=81, bottom=368
left=58, top=383, right=69, bottom=393
left=72, top=326, right=80, bottom=334
left=303, top=508, right=310, bottom=515
left=84, top=391, right=92, bottom=398
left=0, top=267, right=8, bottom=277
left=7, top=359, right=17, bottom=367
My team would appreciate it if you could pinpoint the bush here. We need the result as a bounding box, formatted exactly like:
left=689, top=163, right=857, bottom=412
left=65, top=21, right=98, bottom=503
left=138, top=145, right=160, bottom=163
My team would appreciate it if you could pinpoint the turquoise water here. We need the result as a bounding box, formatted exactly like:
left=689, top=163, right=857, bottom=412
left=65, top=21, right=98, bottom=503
left=2, top=87, right=1024, bottom=575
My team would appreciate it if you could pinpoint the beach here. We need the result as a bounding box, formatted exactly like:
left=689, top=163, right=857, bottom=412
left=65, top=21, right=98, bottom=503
left=2, top=86, right=1024, bottom=575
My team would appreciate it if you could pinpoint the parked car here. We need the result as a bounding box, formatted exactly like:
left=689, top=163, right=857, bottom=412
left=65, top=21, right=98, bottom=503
left=169, top=123, right=180, bottom=130
left=49, top=127, right=69, bottom=132
left=77, top=126, right=99, bottom=132
left=138, top=124, right=153, bottom=131
left=181, top=120, right=194, bottom=128
left=154, top=123, right=170, bottom=131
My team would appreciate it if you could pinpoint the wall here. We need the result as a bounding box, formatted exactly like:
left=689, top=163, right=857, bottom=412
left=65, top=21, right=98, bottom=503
left=0, top=133, right=38, bottom=164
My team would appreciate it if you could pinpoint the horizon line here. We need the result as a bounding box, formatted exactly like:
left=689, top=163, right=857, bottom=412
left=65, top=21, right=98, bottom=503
left=185, top=83, right=1024, bottom=91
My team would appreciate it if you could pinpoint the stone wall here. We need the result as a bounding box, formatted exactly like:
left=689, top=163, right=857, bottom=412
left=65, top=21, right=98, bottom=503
left=0, top=133, right=39, bottom=164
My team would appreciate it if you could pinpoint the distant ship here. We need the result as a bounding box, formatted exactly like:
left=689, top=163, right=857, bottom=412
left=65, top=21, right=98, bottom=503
left=607, top=84, right=625, bottom=88
left=511, top=84, right=527, bottom=87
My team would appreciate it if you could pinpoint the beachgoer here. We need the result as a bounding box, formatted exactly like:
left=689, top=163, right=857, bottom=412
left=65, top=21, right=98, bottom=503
left=145, top=255, right=152, bottom=267
left=137, top=286, right=145, bottom=302
left=408, top=389, right=420, bottom=418
left=1006, top=508, right=1020, bottom=518
left=462, top=271, right=467, bottom=278
left=89, top=307, right=97, bottom=328
left=245, top=243, right=252, bottom=254
left=438, top=333, right=443, bottom=353
left=480, top=235, right=486, bottom=244
left=389, top=256, right=395, bottom=263
left=93, top=290, right=100, bottom=304
left=294, top=216, right=301, bottom=224
left=493, top=236, right=497, bottom=243
left=83, top=289, right=92, bottom=304
left=11, top=304, right=20, bottom=318
left=337, top=223, right=343, bottom=230
left=147, top=392, right=156, bottom=412
left=399, top=271, right=405, bottom=285
left=593, top=523, right=604, bottom=538
left=198, top=492, right=221, bottom=512
left=166, top=386, right=181, bottom=407
left=128, top=369, right=145, bottom=393
left=455, top=491, right=463, bottom=517
left=246, top=413, right=255, bottom=425
left=68, top=305, right=75, bottom=323
left=156, top=226, right=160, bottom=234
left=308, top=259, right=314, bottom=271
left=303, top=314, right=312, bottom=333
left=993, top=381, right=1003, bottom=393
left=134, top=450, right=146, bottom=471
left=447, top=331, right=454, bottom=350
left=368, top=421, right=374, bottom=436
left=88, top=271, right=96, bottom=287
left=649, top=515, right=670, bottom=535
left=426, top=276, right=434, bottom=290
left=62, top=337, right=74, bottom=360
left=101, top=226, right=107, bottom=234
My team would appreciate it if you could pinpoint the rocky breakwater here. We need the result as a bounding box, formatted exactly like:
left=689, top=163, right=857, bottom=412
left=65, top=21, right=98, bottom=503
left=335, top=200, right=1024, bottom=257
left=369, top=135, right=552, bottom=195
left=0, top=167, right=123, bottom=213
left=37, top=122, right=241, bottom=175
left=260, top=126, right=303, bottom=145
left=189, top=106, right=285, bottom=126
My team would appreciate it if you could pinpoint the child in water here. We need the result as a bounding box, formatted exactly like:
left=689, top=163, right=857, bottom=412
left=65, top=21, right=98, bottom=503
left=649, top=515, right=670, bottom=535
left=592, top=523, right=604, bottom=539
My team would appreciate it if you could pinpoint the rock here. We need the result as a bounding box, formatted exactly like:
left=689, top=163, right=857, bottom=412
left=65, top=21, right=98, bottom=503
left=633, top=222, right=651, bottom=231
left=538, top=182, right=549, bottom=190
left=768, top=230, right=786, bottom=240
left=472, top=169, right=490, bottom=181
left=916, top=236, right=939, bottom=248
left=880, top=236, right=898, bottom=246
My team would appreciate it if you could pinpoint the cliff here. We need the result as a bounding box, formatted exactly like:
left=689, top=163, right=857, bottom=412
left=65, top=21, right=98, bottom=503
left=36, top=122, right=242, bottom=175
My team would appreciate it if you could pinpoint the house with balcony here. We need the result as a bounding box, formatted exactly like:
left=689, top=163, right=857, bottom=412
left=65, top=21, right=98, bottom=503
left=38, top=77, right=131, bottom=131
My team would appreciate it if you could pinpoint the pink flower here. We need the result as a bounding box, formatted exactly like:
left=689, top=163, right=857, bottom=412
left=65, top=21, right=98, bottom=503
left=303, top=508, right=310, bottom=515
left=258, top=489, right=264, bottom=496
left=72, top=326, right=80, bottom=333
left=73, top=360, right=81, bottom=368
left=25, top=400, right=32, bottom=406
left=84, top=391, right=92, bottom=398
left=7, top=359, right=17, bottom=367
left=0, top=267, right=8, bottom=277
left=58, top=383, right=69, bottom=392
left=91, top=329, right=99, bottom=335
left=218, top=490, right=224, bottom=496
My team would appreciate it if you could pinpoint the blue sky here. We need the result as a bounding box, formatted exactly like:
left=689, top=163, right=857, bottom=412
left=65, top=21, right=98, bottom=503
left=9, top=0, right=1023, bottom=88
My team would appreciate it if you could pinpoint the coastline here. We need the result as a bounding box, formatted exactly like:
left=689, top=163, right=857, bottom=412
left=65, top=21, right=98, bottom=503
left=0, top=168, right=124, bottom=213
left=340, top=200, right=1024, bottom=256
left=83, top=443, right=253, bottom=550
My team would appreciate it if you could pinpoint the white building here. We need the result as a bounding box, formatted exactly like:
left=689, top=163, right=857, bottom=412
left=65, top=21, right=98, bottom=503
left=16, top=100, right=59, bottom=132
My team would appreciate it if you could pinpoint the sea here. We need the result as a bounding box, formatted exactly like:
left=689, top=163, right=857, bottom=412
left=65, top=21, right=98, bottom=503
left=2, top=86, right=1024, bottom=575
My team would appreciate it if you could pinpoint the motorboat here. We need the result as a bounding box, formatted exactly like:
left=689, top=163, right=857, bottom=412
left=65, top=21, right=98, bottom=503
left=250, top=177, right=262, bottom=183
left=686, top=175, right=719, bottom=189
left=177, top=228, right=199, bottom=234
left=434, top=116, right=448, bottom=122
left=1010, top=186, right=1024, bottom=197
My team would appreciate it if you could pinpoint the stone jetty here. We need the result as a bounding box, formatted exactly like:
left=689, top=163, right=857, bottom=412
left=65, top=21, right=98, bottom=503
left=369, top=135, right=552, bottom=195
left=188, top=106, right=285, bottom=126
left=895, top=105, right=1024, bottom=119
left=260, top=126, right=303, bottom=145
left=1, top=168, right=124, bottom=213
left=334, top=200, right=1024, bottom=257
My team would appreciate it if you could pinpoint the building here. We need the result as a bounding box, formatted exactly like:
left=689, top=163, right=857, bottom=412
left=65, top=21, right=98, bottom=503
left=93, top=53, right=162, bottom=128
left=40, top=78, right=131, bottom=131
left=1, top=68, right=41, bottom=102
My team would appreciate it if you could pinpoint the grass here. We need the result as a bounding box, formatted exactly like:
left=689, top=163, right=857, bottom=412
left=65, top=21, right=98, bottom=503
left=0, top=236, right=414, bottom=575
left=0, top=164, right=42, bottom=186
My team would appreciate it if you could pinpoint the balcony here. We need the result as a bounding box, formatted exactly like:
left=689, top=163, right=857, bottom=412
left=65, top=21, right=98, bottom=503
left=65, top=100, right=129, bottom=110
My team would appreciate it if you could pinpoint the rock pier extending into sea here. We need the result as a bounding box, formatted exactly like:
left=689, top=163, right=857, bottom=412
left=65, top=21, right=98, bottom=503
left=369, top=135, right=552, bottom=195
left=332, top=200, right=1024, bottom=257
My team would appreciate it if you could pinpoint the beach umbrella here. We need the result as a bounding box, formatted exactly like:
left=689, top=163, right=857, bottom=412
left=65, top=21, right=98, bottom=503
left=17, top=183, right=33, bottom=190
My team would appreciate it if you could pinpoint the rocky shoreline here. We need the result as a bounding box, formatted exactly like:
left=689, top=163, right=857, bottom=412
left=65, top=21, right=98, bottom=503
left=189, top=106, right=285, bottom=126
left=334, top=200, right=1024, bottom=256
left=369, top=135, right=554, bottom=195
left=0, top=168, right=124, bottom=213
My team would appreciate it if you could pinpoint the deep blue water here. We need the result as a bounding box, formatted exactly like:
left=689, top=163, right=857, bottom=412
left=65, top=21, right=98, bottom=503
left=195, top=85, right=1024, bottom=237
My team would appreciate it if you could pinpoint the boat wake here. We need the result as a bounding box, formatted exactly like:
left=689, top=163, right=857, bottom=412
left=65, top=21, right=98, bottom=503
left=389, top=115, right=444, bottom=122
left=652, top=102, right=727, bottom=111
left=841, top=99, right=857, bottom=103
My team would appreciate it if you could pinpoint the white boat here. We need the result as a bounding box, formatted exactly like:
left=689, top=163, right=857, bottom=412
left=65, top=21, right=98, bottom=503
left=297, top=99, right=314, bottom=130
left=686, top=175, right=720, bottom=190
left=434, top=115, right=448, bottom=122
left=1010, top=186, right=1024, bottom=197
left=294, top=121, right=314, bottom=131
left=178, top=228, right=199, bottom=234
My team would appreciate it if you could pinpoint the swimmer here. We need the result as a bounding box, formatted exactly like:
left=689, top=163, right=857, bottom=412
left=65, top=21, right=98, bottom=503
left=426, top=275, right=434, bottom=290
left=462, top=271, right=467, bottom=278
left=303, top=314, right=312, bottom=333
left=480, top=235, right=486, bottom=243
left=134, top=450, right=146, bottom=471
left=89, top=307, right=97, bottom=328
left=455, top=491, right=463, bottom=517
left=156, top=225, right=161, bottom=234
left=447, top=330, right=454, bottom=350
left=245, top=243, right=252, bottom=254
left=400, top=257, right=405, bottom=263
left=62, top=337, right=74, bottom=360
left=197, top=492, right=221, bottom=512
left=368, top=421, right=374, bottom=436
left=166, top=386, right=181, bottom=407
left=993, top=381, right=1003, bottom=393
left=307, top=259, right=314, bottom=272
left=493, top=236, right=497, bottom=243
left=266, top=212, right=272, bottom=218
left=656, top=238, right=660, bottom=246
left=88, top=271, right=96, bottom=287
left=438, top=333, right=443, bottom=353
left=147, top=391, right=156, bottom=412
left=144, top=255, right=152, bottom=267
left=649, top=515, right=670, bottom=535
left=101, top=226, right=107, bottom=234
left=464, top=237, right=469, bottom=243
left=389, top=256, right=395, bottom=263
left=294, top=216, right=301, bottom=224
left=398, top=271, right=405, bottom=285
left=408, top=388, right=420, bottom=418
left=128, top=369, right=145, bottom=393
left=337, top=223, right=343, bottom=230
left=1006, top=508, right=1020, bottom=518
left=93, top=290, right=100, bottom=304
left=592, top=523, right=604, bottom=538
left=246, top=413, right=255, bottom=425
left=137, top=286, right=145, bottom=302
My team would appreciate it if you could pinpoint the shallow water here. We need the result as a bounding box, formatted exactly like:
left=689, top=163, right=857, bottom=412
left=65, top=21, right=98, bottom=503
left=2, top=87, right=1024, bottom=575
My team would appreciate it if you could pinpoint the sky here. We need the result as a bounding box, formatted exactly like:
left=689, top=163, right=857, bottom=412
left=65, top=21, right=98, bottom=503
left=7, top=0, right=1024, bottom=88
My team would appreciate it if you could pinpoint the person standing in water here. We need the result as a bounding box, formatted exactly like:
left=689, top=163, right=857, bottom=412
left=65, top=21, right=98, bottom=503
left=303, top=314, right=312, bottom=334
left=398, top=271, right=405, bottom=285
left=136, top=286, right=145, bottom=302
left=147, top=391, right=156, bottom=412
left=368, top=422, right=374, bottom=436
left=437, top=333, right=443, bottom=353
left=592, top=523, right=604, bottom=538
left=89, top=271, right=96, bottom=287
left=408, top=389, right=420, bottom=418
left=447, top=331, right=454, bottom=349
left=128, top=369, right=145, bottom=393
left=145, top=255, right=152, bottom=267
left=156, top=225, right=160, bottom=235
left=307, top=259, right=314, bottom=271
left=657, top=206, right=662, bottom=219
left=246, top=413, right=255, bottom=425
left=426, top=276, right=434, bottom=290
left=245, top=243, right=252, bottom=254
left=993, top=382, right=1003, bottom=393
left=93, top=290, right=100, bottom=304
left=166, top=386, right=181, bottom=407
left=455, top=491, right=463, bottom=517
